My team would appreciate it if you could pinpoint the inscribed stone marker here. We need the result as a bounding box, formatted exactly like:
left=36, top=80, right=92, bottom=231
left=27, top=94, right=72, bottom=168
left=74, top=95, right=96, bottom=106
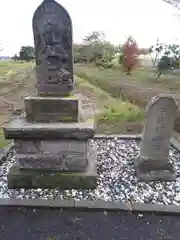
left=135, top=95, right=177, bottom=181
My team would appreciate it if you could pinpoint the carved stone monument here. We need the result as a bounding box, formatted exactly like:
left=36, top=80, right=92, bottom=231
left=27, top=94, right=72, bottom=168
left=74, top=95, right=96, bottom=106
left=3, top=0, right=97, bottom=189
left=135, top=95, right=177, bottom=181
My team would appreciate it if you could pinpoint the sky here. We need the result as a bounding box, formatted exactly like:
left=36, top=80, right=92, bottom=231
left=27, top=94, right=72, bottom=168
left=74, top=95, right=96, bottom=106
left=0, top=0, right=180, bottom=56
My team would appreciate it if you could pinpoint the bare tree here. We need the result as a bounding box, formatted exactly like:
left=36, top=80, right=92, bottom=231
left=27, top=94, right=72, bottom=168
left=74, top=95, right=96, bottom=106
left=163, top=0, right=180, bottom=9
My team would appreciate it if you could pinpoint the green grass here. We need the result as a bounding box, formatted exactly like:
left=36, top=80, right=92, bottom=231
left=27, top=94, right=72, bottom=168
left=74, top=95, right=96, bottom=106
left=76, top=76, right=111, bottom=101
left=0, top=60, right=34, bottom=68
left=76, top=76, right=143, bottom=123
left=97, top=100, right=143, bottom=123
left=0, top=128, right=10, bottom=148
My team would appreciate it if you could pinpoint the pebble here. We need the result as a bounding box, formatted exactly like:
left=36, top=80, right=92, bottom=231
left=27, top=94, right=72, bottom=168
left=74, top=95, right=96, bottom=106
left=0, top=139, right=180, bottom=205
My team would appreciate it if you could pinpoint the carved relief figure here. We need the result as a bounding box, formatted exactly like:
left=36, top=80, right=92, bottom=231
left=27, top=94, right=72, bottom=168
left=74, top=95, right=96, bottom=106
left=32, top=0, right=73, bottom=89
left=39, top=21, right=72, bottom=85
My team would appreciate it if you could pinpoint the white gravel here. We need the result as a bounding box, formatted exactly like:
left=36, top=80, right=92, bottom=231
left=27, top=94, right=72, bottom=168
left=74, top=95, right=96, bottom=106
left=1, top=138, right=180, bottom=205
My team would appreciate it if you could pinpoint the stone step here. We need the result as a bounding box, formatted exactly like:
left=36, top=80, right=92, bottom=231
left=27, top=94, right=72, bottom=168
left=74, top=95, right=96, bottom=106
left=3, top=115, right=95, bottom=140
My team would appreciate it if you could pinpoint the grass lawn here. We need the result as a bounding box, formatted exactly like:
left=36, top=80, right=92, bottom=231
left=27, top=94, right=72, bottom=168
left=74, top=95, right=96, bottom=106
left=0, top=60, right=34, bottom=68
left=0, top=128, right=10, bottom=148
left=76, top=76, right=143, bottom=133
left=75, top=63, right=180, bottom=108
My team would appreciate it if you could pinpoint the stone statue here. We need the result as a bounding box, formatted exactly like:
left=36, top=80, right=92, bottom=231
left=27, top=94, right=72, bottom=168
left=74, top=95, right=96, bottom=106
left=32, top=0, right=74, bottom=96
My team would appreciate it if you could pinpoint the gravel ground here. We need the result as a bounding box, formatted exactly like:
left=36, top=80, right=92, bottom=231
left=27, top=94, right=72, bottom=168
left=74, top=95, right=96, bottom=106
left=0, top=207, right=180, bottom=240
left=1, top=138, right=180, bottom=205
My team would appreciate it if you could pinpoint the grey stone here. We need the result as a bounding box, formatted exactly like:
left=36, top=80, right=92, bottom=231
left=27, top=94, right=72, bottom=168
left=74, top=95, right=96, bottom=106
left=0, top=199, right=75, bottom=208
left=33, top=0, right=74, bottom=96
left=15, top=140, right=40, bottom=154
left=132, top=203, right=180, bottom=213
left=3, top=115, right=95, bottom=140
left=135, top=95, right=177, bottom=181
left=16, top=140, right=96, bottom=172
left=4, top=0, right=98, bottom=190
left=74, top=200, right=132, bottom=210
left=7, top=148, right=97, bottom=189
left=25, top=96, right=79, bottom=122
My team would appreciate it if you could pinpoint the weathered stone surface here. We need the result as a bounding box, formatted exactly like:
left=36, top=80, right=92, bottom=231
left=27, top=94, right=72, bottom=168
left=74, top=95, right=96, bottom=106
left=5, top=0, right=98, bottom=191
left=3, top=115, right=95, bottom=140
left=24, top=96, right=79, bottom=122
left=15, top=140, right=96, bottom=172
left=7, top=148, right=97, bottom=189
left=135, top=95, right=177, bottom=181
left=33, top=0, right=74, bottom=96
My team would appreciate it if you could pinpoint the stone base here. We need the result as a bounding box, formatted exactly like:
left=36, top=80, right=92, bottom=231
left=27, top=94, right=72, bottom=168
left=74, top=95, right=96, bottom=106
left=135, top=168, right=176, bottom=181
left=135, top=155, right=175, bottom=181
left=24, top=96, right=79, bottom=123
left=8, top=151, right=97, bottom=189
left=15, top=140, right=96, bottom=173
left=7, top=168, right=97, bottom=189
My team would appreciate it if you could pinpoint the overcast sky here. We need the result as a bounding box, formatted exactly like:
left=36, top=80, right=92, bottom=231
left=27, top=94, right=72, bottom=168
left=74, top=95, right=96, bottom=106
left=0, top=0, right=179, bottom=56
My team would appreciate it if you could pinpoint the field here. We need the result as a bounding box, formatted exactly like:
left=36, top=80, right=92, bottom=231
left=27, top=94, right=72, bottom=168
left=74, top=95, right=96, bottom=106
left=1, top=60, right=180, bottom=147
left=75, top=64, right=180, bottom=107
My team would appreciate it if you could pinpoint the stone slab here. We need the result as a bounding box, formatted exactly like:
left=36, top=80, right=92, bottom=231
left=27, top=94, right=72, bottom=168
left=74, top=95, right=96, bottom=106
left=8, top=148, right=97, bottom=189
left=15, top=141, right=96, bottom=173
left=135, top=95, right=177, bottom=181
left=8, top=169, right=97, bottom=190
left=3, top=115, right=95, bottom=140
left=33, top=0, right=74, bottom=97
left=24, top=96, right=79, bottom=123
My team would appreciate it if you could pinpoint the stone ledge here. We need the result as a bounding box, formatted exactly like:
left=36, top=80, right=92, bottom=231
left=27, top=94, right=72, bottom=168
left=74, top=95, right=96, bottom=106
left=24, top=96, right=79, bottom=123
left=0, top=200, right=179, bottom=214
left=93, top=134, right=142, bottom=140
left=3, top=116, right=95, bottom=140
left=131, top=203, right=180, bottom=214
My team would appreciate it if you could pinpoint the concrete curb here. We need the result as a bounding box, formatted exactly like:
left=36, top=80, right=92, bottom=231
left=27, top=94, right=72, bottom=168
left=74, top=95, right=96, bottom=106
left=93, top=134, right=141, bottom=140
left=0, top=199, right=180, bottom=214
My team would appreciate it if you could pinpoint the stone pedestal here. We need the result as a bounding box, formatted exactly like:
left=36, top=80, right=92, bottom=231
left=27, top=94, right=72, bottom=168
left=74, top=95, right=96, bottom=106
left=3, top=95, right=97, bottom=189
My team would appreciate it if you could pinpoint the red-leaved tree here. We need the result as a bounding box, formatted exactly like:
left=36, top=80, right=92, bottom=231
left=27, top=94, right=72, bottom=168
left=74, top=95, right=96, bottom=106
left=122, top=36, right=140, bottom=75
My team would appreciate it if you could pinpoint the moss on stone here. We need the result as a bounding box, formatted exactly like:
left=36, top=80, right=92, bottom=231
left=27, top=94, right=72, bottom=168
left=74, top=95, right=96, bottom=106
left=8, top=167, right=97, bottom=190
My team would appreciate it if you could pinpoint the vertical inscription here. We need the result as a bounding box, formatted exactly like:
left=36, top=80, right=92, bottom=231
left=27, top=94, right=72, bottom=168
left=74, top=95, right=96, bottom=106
left=153, top=108, right=166, bottom=154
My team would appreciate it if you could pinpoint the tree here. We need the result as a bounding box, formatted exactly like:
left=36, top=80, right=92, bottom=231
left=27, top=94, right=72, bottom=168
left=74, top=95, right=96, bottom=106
left=83, top=31, right=105, bottom=44
left=122, top=36, right=140, bottom=75
left=163, top=0, right=180, bottom=9
left=12, top=54, right=19, bottom=61
left=156, top=43, right=180, bottom=79
left=73, top=31, right=116, bottom=67
left=156, top=56, right=171, bottom=80
left=19, top=46, right=35, bottom=61
left=149, top=39, right=164, bottom=67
